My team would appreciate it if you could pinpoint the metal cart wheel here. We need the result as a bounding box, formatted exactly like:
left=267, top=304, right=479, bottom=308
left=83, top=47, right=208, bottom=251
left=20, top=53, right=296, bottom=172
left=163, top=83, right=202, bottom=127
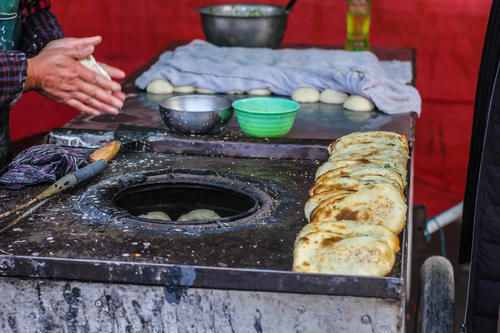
left=417, top=256, right=455, bottom=333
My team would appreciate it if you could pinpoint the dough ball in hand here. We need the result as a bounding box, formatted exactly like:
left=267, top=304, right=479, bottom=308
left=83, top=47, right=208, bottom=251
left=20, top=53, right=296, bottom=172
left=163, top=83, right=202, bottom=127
left=343, top=95, right=375, bottom=112
left=174, top=85, right=196, bottom=93
left=177, top=209, right=221, bottom=222
left=146, top=79, right=174, bottom=94
left=291, top=87, right=320, bottom=103
left=320, top=89, right=349, bottom=104
left=247, top=88, right=271, bottom=96
left=138, top=211, right=171, bottom=221
left=79, top=55, right=111, bottom=80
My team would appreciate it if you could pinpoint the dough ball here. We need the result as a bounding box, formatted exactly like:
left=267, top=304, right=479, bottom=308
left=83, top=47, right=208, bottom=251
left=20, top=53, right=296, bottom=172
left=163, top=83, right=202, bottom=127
left=138, top=211, right=171, bottom=221
left=177, top=209, right=221, bottom=222
left=196, top=87, right=216, bottom=94
left=291, top=87, right=320, bottom=103
left=227, top=90, right=245, bottom=95
left=146, top=79, right=174, bottom=94
left=174, top=85, right=196, bottom=93
left=247, top=88, right=271, bottom=96
left=343, top=95, right=375, bottom=112
left=79, top=55, right=111, bottom=80
left=320, top=89, right=349, bottom=104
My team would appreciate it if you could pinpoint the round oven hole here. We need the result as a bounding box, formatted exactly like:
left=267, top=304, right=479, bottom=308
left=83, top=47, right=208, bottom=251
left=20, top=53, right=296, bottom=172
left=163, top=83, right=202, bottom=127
left=113, top=181, right=260, bottom=225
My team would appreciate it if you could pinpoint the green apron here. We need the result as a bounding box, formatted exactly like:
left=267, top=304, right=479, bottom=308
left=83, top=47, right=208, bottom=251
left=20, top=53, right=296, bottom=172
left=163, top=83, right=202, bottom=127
left=0, top=0, right=21, bottom=168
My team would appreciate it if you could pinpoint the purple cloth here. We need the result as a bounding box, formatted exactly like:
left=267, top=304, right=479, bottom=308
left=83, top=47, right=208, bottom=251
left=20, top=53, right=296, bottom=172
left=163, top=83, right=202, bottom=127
left=0, top=144, right=88, bottom=189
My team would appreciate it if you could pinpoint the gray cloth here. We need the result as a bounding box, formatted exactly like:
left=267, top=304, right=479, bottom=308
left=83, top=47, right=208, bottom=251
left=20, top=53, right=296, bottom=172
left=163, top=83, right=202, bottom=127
left=135, top=40, right=421, bottom=115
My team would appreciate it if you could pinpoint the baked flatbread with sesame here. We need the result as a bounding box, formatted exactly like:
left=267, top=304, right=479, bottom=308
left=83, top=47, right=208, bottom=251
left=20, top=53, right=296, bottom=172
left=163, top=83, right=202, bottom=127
left=293, top=220, right=398, bottom=276
left=309, top=183, right=407, bottom=234
left=313, top=165, right=405, bottom=194
left=315, top=159, right=407, bottom=181
left=328, top=131, right=409, bottom=154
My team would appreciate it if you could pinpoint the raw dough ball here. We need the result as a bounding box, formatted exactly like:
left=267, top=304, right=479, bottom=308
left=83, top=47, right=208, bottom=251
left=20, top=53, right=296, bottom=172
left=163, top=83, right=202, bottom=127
left=291, top=87, right=320, bottom=103
left=196, top=87, right=216, bottom=94
left=177, top=209, right=221, bottom=222
left=320, top=89, right=349, bottom=104
left=247, top=88, right=271, bottom=96
left=174, top=85, right=196, bottom=93
left=79, top=55, right=111, bottom=80
left=138, top=211, right=171, bottom=221
left=227, top=90, right=245, bottom=95
left=343, top=95, right=375, bottom=112
left=146, top=79, right=174, bottom=94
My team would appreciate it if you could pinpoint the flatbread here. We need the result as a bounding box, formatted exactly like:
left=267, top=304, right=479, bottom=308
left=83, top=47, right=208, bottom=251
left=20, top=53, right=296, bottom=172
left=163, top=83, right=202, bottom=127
left=293, top=228, right=396, bottom=276
left=309, top=183, right=407, bottom=234
left=329, top=131, right=409, bottom=154
left=304, top=190, right=352, bottom=221
left=314, top=165, right=406, bottom=192
left=309, top=174, right=403, bottom=196
left=315, top=159, right=407, bottom=180
left=295, top=220, right=400, bottom=254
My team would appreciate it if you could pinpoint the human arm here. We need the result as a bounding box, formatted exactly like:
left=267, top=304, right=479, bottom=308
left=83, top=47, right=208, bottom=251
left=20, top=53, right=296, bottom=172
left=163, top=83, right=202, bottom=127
left=19, top=0, right=65, bottom=57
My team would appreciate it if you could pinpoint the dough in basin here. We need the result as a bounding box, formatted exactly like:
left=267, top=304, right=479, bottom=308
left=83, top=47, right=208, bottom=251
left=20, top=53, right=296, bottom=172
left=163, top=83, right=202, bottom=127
left=178, top=209, right=221, bottom=221
left=138, top=211, right=171, bottom=221
left=146, top=79, right=174, bottom=94
left=343, top=95, right=374, bottom=112
left=320, top=89, right=348, bottom=104
left=79, top=55, right=111, bottom=80
left=291, top=87, right=320, bottom=103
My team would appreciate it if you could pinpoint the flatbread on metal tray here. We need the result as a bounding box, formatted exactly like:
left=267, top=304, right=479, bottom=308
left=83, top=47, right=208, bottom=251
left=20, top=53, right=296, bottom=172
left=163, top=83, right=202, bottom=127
left=315, top=159, right=407, bottom=180
left=295, top=220, right=400, bottom=254
left=309, top=183, right=407, bottom=234
left=293, top=221, right=397, bottom=276
left=328, top=150, right=408, bottom=168
left=304, top=190, right=353, bottom=222
left=330, top=142, right=409, bottom=160
left=314, top=165, right=406, bottom=193
left=328, top=131, right=409, bottom=155
left=309, top=174, right=402, bottom=196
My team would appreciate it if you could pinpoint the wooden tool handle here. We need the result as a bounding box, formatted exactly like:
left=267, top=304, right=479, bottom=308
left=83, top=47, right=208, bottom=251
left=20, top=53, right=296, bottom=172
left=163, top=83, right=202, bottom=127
left=89, top=141, right=121, bottom=163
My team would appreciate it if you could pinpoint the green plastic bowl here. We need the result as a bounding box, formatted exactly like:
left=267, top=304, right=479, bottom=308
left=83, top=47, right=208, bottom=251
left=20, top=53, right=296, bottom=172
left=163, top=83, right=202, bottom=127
left=232, top=97, right=300, bottom=137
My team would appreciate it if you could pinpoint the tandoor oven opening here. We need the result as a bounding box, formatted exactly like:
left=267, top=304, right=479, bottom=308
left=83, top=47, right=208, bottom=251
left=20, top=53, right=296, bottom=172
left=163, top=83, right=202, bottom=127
left=77, top=170, right=278, bottom=233
left=114, top=182, right=259, bottom=225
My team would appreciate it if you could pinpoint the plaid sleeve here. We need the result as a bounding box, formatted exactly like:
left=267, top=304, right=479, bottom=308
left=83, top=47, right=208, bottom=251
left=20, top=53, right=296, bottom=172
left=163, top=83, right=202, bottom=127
left=19, top=1, right=65, bottom=58
left=0, top=52, right=27, bottom=108
left=20, top=0, right=51, bottom=16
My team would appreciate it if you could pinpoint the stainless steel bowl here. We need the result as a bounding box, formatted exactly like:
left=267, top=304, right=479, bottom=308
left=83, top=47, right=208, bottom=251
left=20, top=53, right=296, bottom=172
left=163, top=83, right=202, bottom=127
left=197, top=4, right=290, bottom=49
left=159, top=95, right=234, bottom=135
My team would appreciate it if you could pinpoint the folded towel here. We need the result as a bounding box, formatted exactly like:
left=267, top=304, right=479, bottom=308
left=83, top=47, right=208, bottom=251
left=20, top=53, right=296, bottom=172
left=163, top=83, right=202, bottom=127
left=136, top=40, right=421, bottom=115
left=0, top=144, right=88, bottom=190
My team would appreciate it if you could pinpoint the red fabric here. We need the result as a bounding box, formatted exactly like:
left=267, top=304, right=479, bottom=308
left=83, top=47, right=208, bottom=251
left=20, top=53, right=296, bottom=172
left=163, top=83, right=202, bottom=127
left=9, top=0, right=491, bottom=216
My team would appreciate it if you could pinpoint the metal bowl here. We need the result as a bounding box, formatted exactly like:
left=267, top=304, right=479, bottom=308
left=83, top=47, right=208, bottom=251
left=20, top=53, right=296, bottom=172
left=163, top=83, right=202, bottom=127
left=159, top=95, right=234, bottom=135
left=197, top=4, right=290, bottom=49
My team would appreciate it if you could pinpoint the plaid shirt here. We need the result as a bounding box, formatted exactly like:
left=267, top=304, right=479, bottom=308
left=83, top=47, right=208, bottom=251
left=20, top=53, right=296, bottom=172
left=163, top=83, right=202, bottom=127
left=0, top=0, right=64, bottom=107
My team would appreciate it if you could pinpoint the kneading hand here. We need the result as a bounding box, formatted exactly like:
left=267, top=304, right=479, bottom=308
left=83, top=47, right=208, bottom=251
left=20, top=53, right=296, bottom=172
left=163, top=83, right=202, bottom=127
left=25, top=36, right=126, bottom=116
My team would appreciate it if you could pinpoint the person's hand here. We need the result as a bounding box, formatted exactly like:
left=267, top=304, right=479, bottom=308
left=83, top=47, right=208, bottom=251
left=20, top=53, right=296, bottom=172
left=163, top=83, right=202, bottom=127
left=25, top=36, right=126, bottom=116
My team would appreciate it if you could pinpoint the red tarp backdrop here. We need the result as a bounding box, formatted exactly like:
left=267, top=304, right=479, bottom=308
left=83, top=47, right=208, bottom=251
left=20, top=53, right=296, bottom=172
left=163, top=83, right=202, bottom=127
left=10, top=0, right=492, bottom=216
